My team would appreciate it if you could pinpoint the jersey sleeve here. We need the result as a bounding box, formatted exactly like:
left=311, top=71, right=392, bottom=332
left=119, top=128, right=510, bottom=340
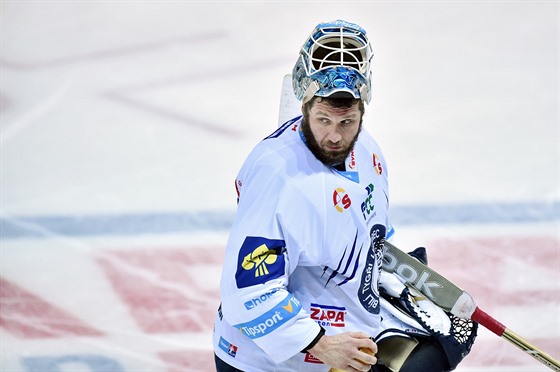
left=219, top=144, right=322, bottom=363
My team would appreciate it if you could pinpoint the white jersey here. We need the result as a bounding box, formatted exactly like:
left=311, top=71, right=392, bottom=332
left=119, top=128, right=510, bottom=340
left=213, top=116, right=394, bottom=371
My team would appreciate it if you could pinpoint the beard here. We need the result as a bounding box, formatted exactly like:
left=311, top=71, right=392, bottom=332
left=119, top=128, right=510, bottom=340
left=300, top=118, right=362, bottom=168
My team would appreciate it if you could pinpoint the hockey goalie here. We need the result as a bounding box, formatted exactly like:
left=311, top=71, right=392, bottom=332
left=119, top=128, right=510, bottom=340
left=212, top=19, right=477, bottom=371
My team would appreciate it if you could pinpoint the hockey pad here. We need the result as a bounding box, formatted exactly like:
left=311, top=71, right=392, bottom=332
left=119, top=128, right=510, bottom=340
left=401, top=284, right=452, bottom=337
left=376, top=330, right=419, bottom=372
left=379, top=267, right=450, bottom=337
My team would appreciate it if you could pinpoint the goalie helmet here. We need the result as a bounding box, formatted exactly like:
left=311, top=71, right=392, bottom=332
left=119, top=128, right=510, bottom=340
left=292, top=20, right=373, bottom=104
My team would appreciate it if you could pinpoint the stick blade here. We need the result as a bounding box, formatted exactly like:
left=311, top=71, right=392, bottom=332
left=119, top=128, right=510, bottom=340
left=278, top=74, right=301, bottom=127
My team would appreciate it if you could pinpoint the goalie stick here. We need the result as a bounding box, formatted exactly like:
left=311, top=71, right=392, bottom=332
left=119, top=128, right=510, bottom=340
left=277, top=73, right=560, bottom=370
left=383, top=241, right=560, bottom=371
left=277, top=74, right=302, bottom=127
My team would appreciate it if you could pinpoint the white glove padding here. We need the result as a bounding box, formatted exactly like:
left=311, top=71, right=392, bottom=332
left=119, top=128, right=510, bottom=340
left=378, top=269, right=407, bottom=297
left=401, top=285, right=451, bottom=337
left=379, top=269, right=451, bottom=337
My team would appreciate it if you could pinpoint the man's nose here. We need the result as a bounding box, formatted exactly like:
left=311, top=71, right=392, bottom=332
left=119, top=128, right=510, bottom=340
left=327, top=126, right=342, bottom=143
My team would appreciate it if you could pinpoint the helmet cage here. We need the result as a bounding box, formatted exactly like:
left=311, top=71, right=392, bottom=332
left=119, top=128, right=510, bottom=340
left=292, top=20, right=373, bottom=103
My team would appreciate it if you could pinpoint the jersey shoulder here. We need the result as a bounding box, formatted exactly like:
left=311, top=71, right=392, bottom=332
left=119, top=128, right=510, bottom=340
left=240, top=117, right=305, bottom=175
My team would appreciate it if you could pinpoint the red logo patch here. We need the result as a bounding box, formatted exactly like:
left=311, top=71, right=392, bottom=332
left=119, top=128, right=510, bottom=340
left=304, top=352, right=324, bottom=364
left=310, top=304, right=346, bottom=327
left=333, top=188, right=351, bottom=213
left=372, top=154, right=383, bottom=175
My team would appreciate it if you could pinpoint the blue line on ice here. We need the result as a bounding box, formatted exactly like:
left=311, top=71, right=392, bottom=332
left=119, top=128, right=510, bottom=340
left=1, top=201, right=558, bottom=239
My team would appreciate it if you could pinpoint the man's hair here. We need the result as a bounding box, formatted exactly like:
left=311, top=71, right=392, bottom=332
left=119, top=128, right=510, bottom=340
left=303, top=96, right=365, bottom=119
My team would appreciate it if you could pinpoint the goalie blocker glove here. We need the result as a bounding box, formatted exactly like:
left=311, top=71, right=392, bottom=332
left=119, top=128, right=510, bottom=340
left=378, top=251, right=478, bottom=370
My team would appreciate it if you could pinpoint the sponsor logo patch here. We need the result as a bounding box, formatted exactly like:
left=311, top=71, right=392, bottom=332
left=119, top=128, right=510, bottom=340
left=235, top=237, right=286, bottom=288
left=304, top=353, right=324, bottom=364
left=333, top=188, right=351, bottom=213
left=347, top=150, right=356, bottom=170
left=358, top=224, right=385, bottom=314
left=234, top=294, right=301, bottom=339
left=361, top=183, right=376, bottom=221
left=243, top=288, right=281, bottom=310
left=372, top=153, right=383, bottom=175
left=218, top=336, right=238, bottom=357
left=310, top=303, right=346, bottom=327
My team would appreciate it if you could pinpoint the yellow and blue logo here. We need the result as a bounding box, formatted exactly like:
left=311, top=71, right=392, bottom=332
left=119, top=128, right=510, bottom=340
left=236, top=237, right=286, bottom=288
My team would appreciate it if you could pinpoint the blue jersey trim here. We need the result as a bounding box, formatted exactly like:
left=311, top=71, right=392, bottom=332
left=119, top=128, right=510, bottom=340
left=333, top=169, right=360, bottom=183
left=265, top=116, right=302, bottom=140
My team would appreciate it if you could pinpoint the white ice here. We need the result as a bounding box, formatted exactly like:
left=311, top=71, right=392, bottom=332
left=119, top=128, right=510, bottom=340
left=1, top=2, right=558, bottom=371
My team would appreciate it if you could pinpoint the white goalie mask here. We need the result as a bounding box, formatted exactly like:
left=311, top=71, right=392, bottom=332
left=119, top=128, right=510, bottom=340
left=292, top=20, right=373, bottom=104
